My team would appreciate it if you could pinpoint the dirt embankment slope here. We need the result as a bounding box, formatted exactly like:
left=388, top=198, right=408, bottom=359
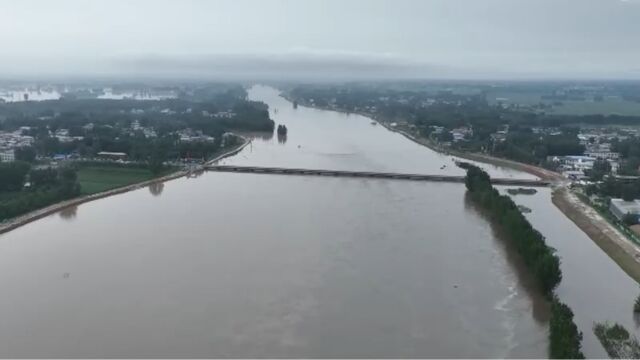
left=553, top=187, right=640, bottom=282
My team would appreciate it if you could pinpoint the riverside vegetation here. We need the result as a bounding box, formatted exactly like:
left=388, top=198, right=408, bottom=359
left=0, top=83, right=272, bottom=225
left=593, top=322, right=640, bottom=358
left=464, top=164, right=584, bottom=358
left=0, top=161, right=80, bottom=222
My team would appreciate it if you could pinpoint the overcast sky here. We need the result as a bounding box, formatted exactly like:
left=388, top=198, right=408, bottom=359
left=1, top=0, right=639, bottom=80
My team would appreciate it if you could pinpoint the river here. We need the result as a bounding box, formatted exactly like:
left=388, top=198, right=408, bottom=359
left=0, top=85, right=636, bottom=357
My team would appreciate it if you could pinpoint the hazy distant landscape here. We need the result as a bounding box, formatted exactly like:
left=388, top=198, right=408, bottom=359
left=2, top=0, right=640, bottom=358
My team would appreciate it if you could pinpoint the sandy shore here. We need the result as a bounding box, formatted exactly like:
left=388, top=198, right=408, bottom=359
left=0, top=136, right=251, bottom=236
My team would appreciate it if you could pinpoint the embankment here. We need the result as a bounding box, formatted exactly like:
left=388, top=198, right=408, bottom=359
left=0, top=136, right=251, bottom=236
left=552, top=187, right=640, bottom=283
left=287, top=94, right=640, bottom=284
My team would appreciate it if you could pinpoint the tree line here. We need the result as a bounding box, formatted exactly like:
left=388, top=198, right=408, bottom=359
left=550, top=297, right=585, bottom=359
left=0, top=88, right=274, bottom=171
left=464, top=165, right=561, bottom=294
left=0, top=162, right=80, bottom=222
left=464, top=164, right=584, bottom=358
left=586, top=176, right=640, bottom=202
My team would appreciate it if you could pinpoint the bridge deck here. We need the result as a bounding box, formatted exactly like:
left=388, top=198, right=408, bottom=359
left=204, top=165, right=549, bottom=187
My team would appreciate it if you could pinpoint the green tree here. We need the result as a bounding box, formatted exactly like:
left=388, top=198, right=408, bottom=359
left=622, top=184, right=636, bottom=202
left=57, top=166, right=81, bottom=198
left=14, top=147, right=36, bottom=162
left=550, top=298, right=585, bottom=359
left=589, top=159, right=611, bottom=181
left=623, top=213, right=638, bottom=226
left=0, top=161, right=30, bottom=192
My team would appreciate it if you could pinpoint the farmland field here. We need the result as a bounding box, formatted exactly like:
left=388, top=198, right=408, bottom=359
left=77, top=166, right=158, bottom=195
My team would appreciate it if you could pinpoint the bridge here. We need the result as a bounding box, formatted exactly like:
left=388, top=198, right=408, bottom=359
left=204, top=165, right=550, bottom=187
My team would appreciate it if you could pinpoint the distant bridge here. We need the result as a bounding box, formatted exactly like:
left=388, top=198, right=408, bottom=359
left=204, top=165, right=550, bottom=187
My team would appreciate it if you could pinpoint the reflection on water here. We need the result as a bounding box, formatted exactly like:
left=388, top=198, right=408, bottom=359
left=463, top=193, right=549, bottom=323
left=501, top=187, right=640, bottom=358
left=58, top=206, right=78, bottom=220
left=148, top=182, right=164, bottom=197
left=0, top=85, right=550, bottom=357
left=6, top=85, right=639, bottom=357
left=241, top=131, right=274, bottom=141
left=0, top=174, right=549, bottom=358
left=226, top=86, right=538, bottom=179
left=277, top=133, right=287, bottom=144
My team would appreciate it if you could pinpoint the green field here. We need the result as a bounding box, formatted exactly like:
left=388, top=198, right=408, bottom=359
left=487, top=90, right=640, bottom=116
left=487, top=91, right=544, bottom=105
left=548, top=99, right=640, bottom=116
left=77, top=166, right=159, bottom=195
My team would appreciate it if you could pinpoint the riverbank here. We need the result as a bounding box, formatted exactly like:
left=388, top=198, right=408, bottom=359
left=0, top=170, right=187, bottom=236
left=288, top=95, right=562, bottom=182
left=553, top=187, right=640, bottom=282
left=376, top=119, right=562, bottom=181
left=288, top=94, right=640, bottom=284
left=379, top=112, right=640, bottom=284
left=205, top=135, right=252, bottom=165
left=0, top=135, right=251, bottom=236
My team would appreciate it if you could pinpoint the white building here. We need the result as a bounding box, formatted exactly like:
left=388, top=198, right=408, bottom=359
left=0, top=149, right=15, bottom=162
left=550, top=155, right=596, bottom=171
left=562, top=170, right=588, bottom=181
left=584, top=150, right=620, bottom=161
left=610, top=198, right=640, bottom=222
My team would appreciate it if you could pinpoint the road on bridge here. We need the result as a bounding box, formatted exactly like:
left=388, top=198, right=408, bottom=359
left=204, top=165, right=550, bottom=187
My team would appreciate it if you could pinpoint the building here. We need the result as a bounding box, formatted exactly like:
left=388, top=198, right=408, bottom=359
left=97, top=151, right=127, bottom=160
left=0, top=149, right=15, bottom=162
left=549, top=155, right=596, bottom=172
left=610, top=198, right=640, bottom=222
left=611, top=175, right=640, bottom=182
left=450, top=126, right=473, bottom=142
left=562, top=170, right=587, bottom=181
left=584, top=149, right=619, bottom=161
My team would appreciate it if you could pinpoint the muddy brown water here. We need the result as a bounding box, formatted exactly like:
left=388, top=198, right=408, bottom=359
left=0, top=85, right=635, bottom=357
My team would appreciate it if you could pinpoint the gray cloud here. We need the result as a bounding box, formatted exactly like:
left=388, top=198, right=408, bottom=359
left=109, top=49, right=452, bottom=80
left=0, top=0, right=639, bottom=80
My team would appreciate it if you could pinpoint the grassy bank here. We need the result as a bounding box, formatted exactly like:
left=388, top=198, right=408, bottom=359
left=0, top=136, right=250, bottom=236
left=77, top=166, right=165, bottom=195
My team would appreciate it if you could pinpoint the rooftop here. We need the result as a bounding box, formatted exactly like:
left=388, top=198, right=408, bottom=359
left=610, top=198, right=640, bottom=214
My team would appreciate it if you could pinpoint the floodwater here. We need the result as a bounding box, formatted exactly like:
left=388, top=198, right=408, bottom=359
left=0, top=88, right=61, bottom=102
left=507, top=188, right=640, bottom=358
left=97, top=88, right=176, bottom=100
left=0, top=88, right=175, bottom=102
left=0, top=85, right=634, bottom=357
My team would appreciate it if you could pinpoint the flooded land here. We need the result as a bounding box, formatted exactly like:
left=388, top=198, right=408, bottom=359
left=0, top=86, right=637, bottom=357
